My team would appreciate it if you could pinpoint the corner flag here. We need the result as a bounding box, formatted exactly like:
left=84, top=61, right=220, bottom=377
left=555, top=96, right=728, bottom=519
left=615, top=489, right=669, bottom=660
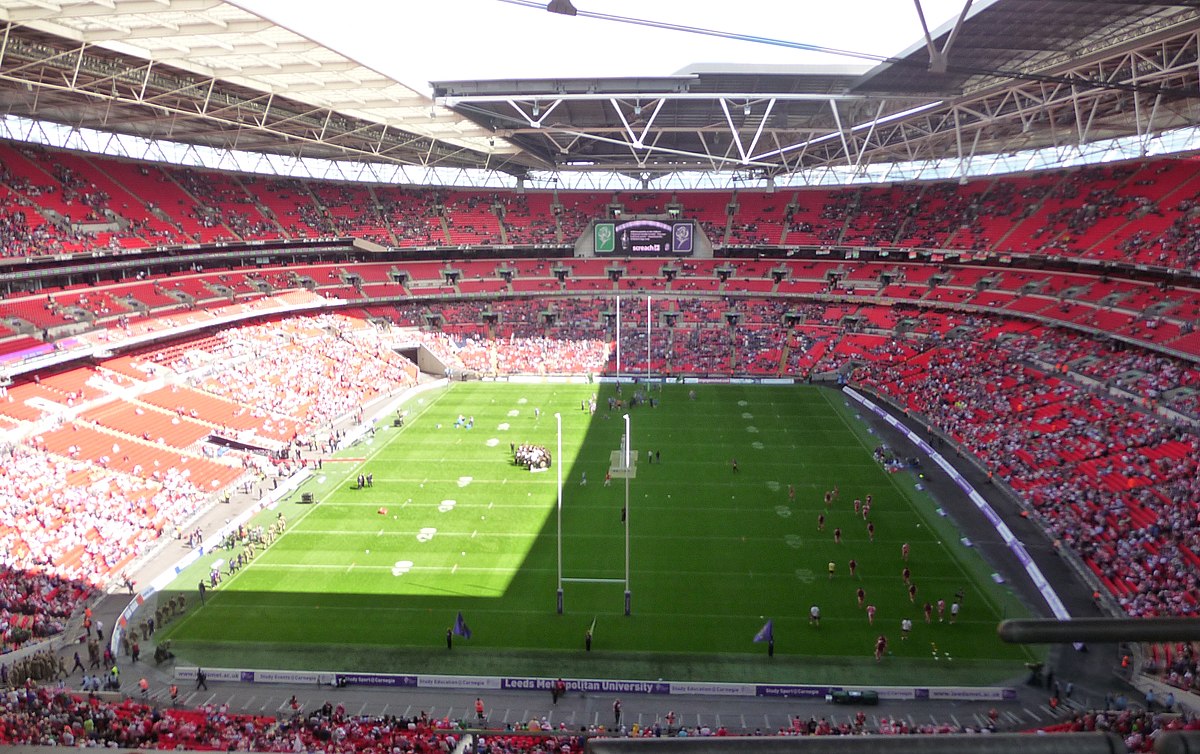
left=453, top=612, right=472, bottom=639
left=753, top=619, right=773, bottom=643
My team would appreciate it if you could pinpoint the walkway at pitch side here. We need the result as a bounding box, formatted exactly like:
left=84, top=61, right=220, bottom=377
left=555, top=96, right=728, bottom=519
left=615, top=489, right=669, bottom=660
left=80, top=584, right=1100, bottom=737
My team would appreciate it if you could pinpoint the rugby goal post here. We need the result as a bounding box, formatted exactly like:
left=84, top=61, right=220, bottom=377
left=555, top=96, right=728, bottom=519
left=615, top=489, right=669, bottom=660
left=556, top=413, right=633, bottom=616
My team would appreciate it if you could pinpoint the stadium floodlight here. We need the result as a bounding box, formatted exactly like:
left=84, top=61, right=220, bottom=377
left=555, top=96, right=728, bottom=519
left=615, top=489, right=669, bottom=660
left=547, top=0, right=578, bottom=15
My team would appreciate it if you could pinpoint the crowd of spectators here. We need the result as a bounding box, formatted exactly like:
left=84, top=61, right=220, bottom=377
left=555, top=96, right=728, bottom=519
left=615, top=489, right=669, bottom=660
left=1120, top=195, right=1200, bottom=271
left=453, top=334, right=609, bottom=375
left=1037, top=707, right=1200, bottom=752
left=0, top=314, right=428, bottom=649
left=0, top=160, right=70, bottom=258
left=1, top=294, right=1200, bottom=743
left=0, top=567, right=94, bottom=651
left=0, top=441, right=209, bottom=592
left=376, top=188, right=446, bottom=247
left=996, top=327, right=1200, bottom=420
left=2, top=683, right=1198, bottom=749
left=1157, top=642, right=1200, bottom=695
left=169, top=169, right=277, bottom=242
left=852, top=332, right=1200, bottom=621
left=496, top=193, right=559, bottom=245
left=391, top=296, right=1198, bottom=405
left=0, top=190, right=66, bottom=258
left=192, top=314, right=420, bottom=436
left=4, top=144, right=1200, bottom=271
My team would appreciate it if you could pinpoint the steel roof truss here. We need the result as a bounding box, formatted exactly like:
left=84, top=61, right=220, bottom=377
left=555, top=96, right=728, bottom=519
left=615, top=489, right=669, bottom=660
left=556, top=127, right=776, bottom=170
left=0, top=65, right=434, bottom=166
left=695, top=130, right=718, bottom=172
left=609, top=96, right=640, bottom=147
left=507, top=97, right=562, bottom=129
left=828, top=99, right=853, bottom=168
left=745, top=99, right=774, bottom=163
left=914, top=0, right=973, bottom=75
left=637, top=97, right=664, bottom=147
left=853, top=100, right=887, bottom=173
left=716, top=97, right=745, bottom=163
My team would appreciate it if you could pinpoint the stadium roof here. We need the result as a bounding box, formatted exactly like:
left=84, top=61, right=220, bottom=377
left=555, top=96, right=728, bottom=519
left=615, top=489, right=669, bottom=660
left=0, top=0, right=526, bottom=171
left=436, top=1, right=1200, bottom=177
left=0, top=0, right=1198, bottom=183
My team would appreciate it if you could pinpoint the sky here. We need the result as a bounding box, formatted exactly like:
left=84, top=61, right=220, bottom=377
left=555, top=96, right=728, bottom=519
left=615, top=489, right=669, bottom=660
left=233, top=0, right=975, bottom=95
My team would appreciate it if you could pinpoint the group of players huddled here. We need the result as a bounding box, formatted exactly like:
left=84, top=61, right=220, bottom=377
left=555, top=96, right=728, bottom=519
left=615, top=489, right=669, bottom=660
left=513, top=443, right=552, bottom=470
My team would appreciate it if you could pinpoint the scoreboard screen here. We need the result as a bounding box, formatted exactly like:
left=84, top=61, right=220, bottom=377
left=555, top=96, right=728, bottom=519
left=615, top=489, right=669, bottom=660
left=594, top=219, right=694, bottom=255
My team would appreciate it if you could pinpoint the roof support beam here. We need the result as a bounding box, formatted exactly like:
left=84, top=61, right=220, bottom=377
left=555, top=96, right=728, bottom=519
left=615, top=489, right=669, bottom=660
left=637, top=98, right=665, bottom=147
left=610, top=96, right=641, bottom=148
left=505, top=97, right=562, bottom=129
left=554, top=127, right=779, bottom=170
left=852, top=100, right=887, bottom=173
left=744, top=98, right=775, bottom=163
left=829, top=99, right=853, bottom=168
left=440, top=91, right=926, bottom=106
left=69, top=40, right=84, bottom=90
left=717, top=98, right=746, bottom=163
left=913, top=0, right=973, bottom=74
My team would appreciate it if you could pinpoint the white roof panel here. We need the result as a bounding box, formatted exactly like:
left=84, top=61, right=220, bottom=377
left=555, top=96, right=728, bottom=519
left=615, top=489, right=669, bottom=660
left=0, top=0, right=516, bottom=155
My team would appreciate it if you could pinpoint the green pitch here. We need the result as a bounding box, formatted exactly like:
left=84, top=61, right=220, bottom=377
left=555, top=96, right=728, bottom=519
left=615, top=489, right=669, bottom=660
left=159, top=383, right=1037, bottom=685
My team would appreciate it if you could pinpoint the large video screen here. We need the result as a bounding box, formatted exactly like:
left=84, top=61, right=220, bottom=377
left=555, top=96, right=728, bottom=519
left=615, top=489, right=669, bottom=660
left=594, top=219, right=694, bottom=255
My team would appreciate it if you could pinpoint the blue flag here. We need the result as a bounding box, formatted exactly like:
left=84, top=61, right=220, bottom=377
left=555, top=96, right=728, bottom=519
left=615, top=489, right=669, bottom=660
left=453, top=611, right=473, bottom=639
left=753, top=619, right=773, bottom=643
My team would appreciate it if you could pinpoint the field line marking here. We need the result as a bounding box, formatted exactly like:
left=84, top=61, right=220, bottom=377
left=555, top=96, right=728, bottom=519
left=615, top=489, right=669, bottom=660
left=283, top=529, right=537, bottom=538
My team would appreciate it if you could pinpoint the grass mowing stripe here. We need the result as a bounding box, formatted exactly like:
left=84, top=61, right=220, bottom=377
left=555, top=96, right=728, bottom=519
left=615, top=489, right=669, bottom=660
left=167, top=387, right=459, bottom=635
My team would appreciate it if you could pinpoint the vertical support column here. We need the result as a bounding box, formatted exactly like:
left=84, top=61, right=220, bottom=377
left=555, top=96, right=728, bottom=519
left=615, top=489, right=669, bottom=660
left=555, top=412, right=563, bottom=614
left=623, top=413, right=631, bottom=616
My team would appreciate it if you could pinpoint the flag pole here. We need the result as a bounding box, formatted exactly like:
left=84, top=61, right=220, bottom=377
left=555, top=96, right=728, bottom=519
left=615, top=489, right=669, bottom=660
left=646, top=294, right=651, bottom=379
left=555, top=412, right=563, bottom=614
